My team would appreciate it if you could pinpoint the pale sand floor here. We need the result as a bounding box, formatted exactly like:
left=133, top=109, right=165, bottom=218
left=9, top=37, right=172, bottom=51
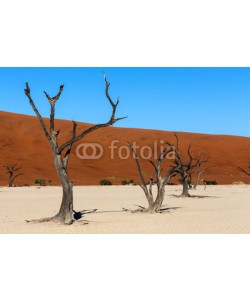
left=0, top=185, right=250, bottom=234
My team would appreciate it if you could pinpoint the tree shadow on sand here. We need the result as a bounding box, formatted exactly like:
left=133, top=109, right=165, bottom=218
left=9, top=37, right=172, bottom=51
left=73, top=205, right=181, bottom=220
left=169, top=194, right=220, bottom=199
left=122, top=205, right=182, bottom=214
left=73, top=209, right=98, bottom=220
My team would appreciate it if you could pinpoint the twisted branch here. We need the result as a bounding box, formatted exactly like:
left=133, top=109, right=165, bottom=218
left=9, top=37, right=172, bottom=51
left=44, top=85, right=64, bottom=132
left=237, top=166, right=250, bottom=176
left=24, top=83, right=51, bottom=142
left=63, top=121, right=78, bottom=170
left=57, top=74, right=127, bottom=154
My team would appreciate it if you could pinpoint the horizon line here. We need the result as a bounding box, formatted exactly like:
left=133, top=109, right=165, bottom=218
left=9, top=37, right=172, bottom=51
left=1, top=109, right=250, bottom=139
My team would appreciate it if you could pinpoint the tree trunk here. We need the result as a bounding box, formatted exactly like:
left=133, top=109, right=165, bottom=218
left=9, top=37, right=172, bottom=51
left=146, top=195, right=156, bottom=213
left=155, top=185, right=165, bottom=212
left=147, top=184, right=165, bottom=213
left=52, top=153, right=74, bottom=224
left=54, top=180, right=73, bottom=224
left=181, top=177, right=191, bottom=197
left=8, top=179, right=13, bottom=187
left=193, top=173, right=200, bottom=190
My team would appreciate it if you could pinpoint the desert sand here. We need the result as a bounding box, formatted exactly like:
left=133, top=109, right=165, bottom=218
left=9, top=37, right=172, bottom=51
left=1, top=110, right=250, bottom=186
left=0, top=185, right=250, bottom=234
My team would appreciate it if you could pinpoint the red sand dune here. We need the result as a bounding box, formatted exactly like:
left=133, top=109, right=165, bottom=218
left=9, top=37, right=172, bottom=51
left=0, top=110, right=250, bottom=186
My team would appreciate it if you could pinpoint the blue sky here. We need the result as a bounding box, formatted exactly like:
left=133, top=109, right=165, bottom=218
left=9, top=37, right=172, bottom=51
left=0, top=67, right=249, bottom=137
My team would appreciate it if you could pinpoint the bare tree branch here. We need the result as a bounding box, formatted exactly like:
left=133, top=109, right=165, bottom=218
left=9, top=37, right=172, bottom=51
left=237, top=166, right=250, bottom=176
left=63, top=121, right=77, bottom=170
left=187, top=144, right=193, bottom=165
left=148, top=159, right=158, bottom=174
left=128, top=142, right=148, bottom=189
left=44, top=85, right=64, bottom=132
left=24, top=83, right=51, bottom=142
left=13, top=173, right=24, bottom=181
left=57, top=74, right=127, bottom=154
left=173, top=132, right=179, bottom=150
left=44, top=85, right=64, bottom=104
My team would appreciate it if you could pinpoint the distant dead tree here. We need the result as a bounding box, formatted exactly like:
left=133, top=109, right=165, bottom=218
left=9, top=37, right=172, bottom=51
left=193, top=156, right=210, bottom=190
left=4, top=164, right=23, bottom=187
left=167, top=133, right=198, bottom=197
left=24, top=74, right=126, bottom=224
left=128, top=142, right=178, bottom=213
left=237, top=163, right=250, bottom=176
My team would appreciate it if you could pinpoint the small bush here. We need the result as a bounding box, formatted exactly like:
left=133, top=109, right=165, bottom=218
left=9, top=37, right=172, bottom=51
left=121, top=179, right=134, bottom=185
left=35, top=178, right=47, bottom=186
left=122, top=180, right=128, bottom=185
left=100, top=179, right=113, bottom=186
left=205, top=180, right=217, bottom=185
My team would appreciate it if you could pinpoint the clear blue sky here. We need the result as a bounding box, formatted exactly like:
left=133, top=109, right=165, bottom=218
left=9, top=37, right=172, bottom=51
left=0, top=67, right=249, bottom=137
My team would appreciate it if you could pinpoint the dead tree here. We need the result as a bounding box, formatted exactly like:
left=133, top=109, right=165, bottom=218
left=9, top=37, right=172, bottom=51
left=237, top=163, right=250, bottom=176
left=193, top=156, right=210, bottom=189
left=168, top=133, right=198, bottom=197
left=4, top=164, right=23, bottom=187
left=24, top=74, right=126, bottom=224
left=128, top=143, right=178, bottom=213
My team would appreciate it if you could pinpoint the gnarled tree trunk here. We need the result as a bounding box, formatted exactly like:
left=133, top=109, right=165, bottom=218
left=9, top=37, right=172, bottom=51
left=147, top=183, right=165, bottom=213
left=154, top=182, right=165, bottom=211
left=193, top=173, right=200, bottom=190
left=52, top=153, right=74, bottom=224
left=181, top=176, right=191, bottom=197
